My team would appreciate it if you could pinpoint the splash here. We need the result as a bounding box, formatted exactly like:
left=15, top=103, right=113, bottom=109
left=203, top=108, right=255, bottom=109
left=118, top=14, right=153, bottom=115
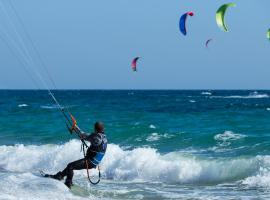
left=0, top=140, right=263, bottom=185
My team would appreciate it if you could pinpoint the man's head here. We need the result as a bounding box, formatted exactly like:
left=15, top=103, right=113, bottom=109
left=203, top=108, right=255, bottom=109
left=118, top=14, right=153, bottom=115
left=94, top=121, right=104, bottom=133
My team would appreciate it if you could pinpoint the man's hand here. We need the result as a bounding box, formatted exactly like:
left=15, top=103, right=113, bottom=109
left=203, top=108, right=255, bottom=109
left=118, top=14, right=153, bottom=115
left=73, top=125, right=81, bottom=133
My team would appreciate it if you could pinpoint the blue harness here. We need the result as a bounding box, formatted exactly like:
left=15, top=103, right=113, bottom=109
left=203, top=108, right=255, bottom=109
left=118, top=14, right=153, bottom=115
left=89, top=152, right=105, bottom=166
left=83, top=132, right=107, bottom=185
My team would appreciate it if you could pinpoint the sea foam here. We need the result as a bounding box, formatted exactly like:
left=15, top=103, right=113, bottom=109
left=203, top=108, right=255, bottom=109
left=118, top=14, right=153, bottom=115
left=211, top=92, right=269, bottom=99
left=18, top=104, right=28, bottom=107
left=201, top=92, right=212, bottom=95
left=214, top=131, right=246, bottom=142
left=0, top=140, right=265, bottom=185
left=214, top=131, right=246, bottom=147
left=149, top=124, right=156, bottom=129
left=146, top=133, right=171, bottom=142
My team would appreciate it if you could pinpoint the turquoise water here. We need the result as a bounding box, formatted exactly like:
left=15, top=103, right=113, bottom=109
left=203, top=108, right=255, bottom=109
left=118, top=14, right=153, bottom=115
left=1, top=90, right=270, bottom=199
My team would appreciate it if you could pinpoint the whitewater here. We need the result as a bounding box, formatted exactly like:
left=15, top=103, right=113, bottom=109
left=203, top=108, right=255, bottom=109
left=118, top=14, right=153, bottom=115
left=1, top=140, right=270, bottom=199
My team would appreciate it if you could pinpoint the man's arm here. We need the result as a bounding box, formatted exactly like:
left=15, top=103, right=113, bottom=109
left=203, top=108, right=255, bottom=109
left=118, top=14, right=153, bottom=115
left=74, top=125, right=91, bottom=141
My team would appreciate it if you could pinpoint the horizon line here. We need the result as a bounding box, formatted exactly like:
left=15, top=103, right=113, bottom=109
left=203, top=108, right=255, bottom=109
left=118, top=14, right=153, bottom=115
left=0, top=89, right=270, bottom=91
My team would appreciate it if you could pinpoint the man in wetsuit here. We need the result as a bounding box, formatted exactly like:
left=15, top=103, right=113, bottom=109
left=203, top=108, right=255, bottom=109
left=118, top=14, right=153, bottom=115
left=44, top=122, right=107, bottom=188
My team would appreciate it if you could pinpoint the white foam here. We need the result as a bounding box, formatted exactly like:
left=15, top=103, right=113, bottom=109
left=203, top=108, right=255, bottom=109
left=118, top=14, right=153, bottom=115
left=1, top=141, right=269, bottom=199
left=201, top=92, right=212, bottom=95
left=228, top=94, right=268, bottom=99
left=189, top=100, right=196, bottom=103
left=211, top=92, right=269, bottom=99
left=146, top=133, right=172, bottom=142
left=104, top=147, right=262, bottom=184
left=242, top=156, right=270, bottom=188
left=0, top=140, right=262, bottom=185
left=18, top=104, right=28, bottom=107
left=146, top=133, right=160, bottom=142
left=214, top=131, right=246, bottom=142
left=149, top=124, right=156, bottom=129
left=0, top=141, right=99, bottom=199
left=40, top=105, right=64, bottom=109
left=0, top=172, right=83, bottom=200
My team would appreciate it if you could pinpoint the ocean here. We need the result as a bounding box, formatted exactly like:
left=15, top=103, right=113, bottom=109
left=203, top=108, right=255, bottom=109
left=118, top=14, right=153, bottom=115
left=1, top=90, right=270, bottom=199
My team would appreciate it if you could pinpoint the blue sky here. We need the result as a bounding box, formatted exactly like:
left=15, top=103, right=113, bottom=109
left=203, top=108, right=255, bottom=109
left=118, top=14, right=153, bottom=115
left=0, top=0, right=269, bottom=89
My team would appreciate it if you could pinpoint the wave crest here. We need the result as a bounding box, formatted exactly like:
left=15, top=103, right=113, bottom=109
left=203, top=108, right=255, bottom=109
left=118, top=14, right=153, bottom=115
left=18, top=104, right=28, bottom=107
left=0, top=140, right=267, bottom=185
left=211, top=92, right=269, bottom=99
left=201, top=92, right=212, bottom=95
left=214, top=131, right=246, bottom=142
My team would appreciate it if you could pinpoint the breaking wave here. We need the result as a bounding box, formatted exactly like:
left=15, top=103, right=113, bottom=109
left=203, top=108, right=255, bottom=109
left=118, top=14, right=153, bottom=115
left=211, top=92, right=269, bottom=99
left=242, top=161, right=270, bottom=188
left=0, top=140, right=268, bottom=186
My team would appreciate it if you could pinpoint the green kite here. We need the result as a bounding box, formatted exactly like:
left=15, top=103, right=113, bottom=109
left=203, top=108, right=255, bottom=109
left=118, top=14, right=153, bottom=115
left=216, top=3, right=236, bottom=32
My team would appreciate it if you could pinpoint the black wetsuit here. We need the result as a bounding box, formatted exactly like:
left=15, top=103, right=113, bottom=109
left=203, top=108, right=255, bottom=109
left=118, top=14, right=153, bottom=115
left=46, top=132, right=107, bottom=188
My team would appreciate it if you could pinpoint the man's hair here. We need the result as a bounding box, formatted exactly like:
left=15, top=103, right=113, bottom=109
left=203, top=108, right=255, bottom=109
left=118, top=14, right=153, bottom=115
left=94, top=121, right=103, bottom=132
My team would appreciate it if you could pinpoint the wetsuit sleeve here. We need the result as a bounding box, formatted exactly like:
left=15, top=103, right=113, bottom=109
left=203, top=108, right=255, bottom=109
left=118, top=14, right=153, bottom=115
left=74, top=125, right=91, bottom=140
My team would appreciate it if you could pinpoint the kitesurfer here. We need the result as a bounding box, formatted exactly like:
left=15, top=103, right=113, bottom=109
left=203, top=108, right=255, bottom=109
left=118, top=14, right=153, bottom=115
left=44, top=122, right=107, bottom=188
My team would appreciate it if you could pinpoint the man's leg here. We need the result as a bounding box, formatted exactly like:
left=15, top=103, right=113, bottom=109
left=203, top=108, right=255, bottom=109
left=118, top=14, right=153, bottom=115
left=44, top=159, right=86, bottom=186
left=44, top=158, right=96, bottom=188
left=61, top=158, right=87, bottom=188
left=63, top=159, right=96, bottom=188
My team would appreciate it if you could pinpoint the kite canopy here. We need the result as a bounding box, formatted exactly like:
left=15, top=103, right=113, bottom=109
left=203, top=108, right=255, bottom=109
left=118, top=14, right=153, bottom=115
left=131, top=57, right=140, bottom=72
left=205, top=39, right=213, bottom=48
left=216, top=3, right=236, bottom=32
left=179, top=12, right=194, bottom=36
left=267, top=29, right=270, bottom=41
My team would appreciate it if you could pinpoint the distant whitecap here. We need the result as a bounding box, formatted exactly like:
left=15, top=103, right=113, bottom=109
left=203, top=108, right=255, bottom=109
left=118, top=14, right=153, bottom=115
left=201, top=91, right=212, bottom=95
left=149, top=124, right=156, bottom=129
left=214, top=131, right=246, bottom=144
left=18, top=104, right=28, bottom=108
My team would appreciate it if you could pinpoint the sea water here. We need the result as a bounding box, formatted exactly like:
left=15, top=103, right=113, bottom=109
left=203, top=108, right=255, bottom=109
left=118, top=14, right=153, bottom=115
left=1, top=90, right=270, bottom=199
